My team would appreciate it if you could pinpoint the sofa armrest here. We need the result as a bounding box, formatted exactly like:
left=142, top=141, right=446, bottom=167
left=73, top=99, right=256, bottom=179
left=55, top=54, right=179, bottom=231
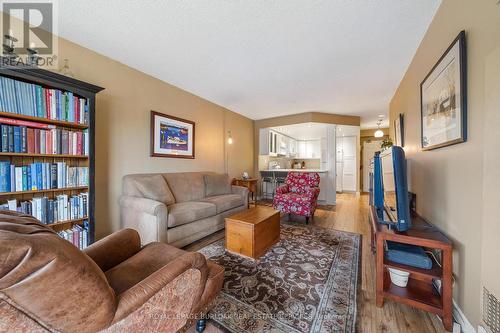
left=119, top=195, right=169, bottom=244
left=112, top=252, right=209, bottom=323
left=83, top=228, right=141, bottom=272
left=119, top=195, right=167, bottom=216
left=231, top=185, right=249, bottom=204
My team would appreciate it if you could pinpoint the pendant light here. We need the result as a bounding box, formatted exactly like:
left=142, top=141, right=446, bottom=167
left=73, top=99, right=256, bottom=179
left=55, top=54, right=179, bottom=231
left=374, top=116, right=384, bottom=138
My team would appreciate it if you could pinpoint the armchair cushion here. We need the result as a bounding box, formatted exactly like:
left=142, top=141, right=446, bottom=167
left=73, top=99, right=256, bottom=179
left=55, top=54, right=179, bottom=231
left=105, top=242, right=186, bottom=294
left=287, top=172, right=320, bottom=193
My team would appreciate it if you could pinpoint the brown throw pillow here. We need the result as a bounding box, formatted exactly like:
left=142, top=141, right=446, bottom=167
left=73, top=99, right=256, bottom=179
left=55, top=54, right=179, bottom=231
left=204, top=174, right=231, bottom=197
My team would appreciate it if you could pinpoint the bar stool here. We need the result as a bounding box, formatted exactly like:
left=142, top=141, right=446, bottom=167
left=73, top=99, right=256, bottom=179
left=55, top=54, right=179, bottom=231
left=273, top=171, right=287, bottom=194
left=260, top=171, right=274, bottom=201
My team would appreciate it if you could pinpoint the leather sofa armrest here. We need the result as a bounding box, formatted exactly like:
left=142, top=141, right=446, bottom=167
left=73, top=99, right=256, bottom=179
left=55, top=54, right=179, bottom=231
left=112, top=252, right=209, bottom=322
left=84, top=228, right=141, bottom=272
left=119, top=195, right=168, bottom=216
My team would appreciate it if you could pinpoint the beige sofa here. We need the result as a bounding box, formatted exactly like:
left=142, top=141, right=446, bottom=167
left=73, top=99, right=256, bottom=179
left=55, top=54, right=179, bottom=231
left=119, top=172, right=248, bottom=247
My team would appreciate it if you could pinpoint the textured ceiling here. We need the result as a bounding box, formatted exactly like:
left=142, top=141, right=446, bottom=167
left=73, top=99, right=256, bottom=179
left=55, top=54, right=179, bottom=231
left=57, top=0, right=440, bottom=128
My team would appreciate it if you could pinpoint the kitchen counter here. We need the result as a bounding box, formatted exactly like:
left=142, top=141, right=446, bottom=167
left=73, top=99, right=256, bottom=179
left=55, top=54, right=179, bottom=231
left=263, top=169, right=328, bottom=173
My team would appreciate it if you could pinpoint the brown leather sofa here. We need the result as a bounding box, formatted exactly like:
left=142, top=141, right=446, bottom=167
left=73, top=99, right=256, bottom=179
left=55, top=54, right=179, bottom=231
left=0, top=211, right=224, bottom=333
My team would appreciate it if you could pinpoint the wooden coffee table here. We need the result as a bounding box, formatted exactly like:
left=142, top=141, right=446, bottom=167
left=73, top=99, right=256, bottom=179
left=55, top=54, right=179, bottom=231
left=225, top=206, right=280, bottom=260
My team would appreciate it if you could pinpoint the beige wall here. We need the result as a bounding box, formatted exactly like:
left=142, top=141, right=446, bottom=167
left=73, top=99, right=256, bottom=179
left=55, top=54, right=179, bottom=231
left=52, top=38, right=254, bottom=239
left=389, top=0, right=500, bottom=327
left=481, top=44, right=500, bottom=327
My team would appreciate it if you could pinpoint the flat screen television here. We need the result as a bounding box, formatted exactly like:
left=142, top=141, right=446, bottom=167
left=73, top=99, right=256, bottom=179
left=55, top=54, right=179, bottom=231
left=372, top=146, right=412, bottom=232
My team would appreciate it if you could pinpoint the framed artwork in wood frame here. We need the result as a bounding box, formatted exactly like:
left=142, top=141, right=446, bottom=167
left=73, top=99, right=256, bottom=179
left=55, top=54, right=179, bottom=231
left=394, top=113, right=404, bottom=147
left=150, top=111, right=195, bottom=158
left=420, top=30, right=467, bottom=151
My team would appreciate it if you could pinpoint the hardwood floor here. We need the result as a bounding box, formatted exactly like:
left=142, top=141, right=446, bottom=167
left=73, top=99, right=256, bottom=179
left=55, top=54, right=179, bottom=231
left=185, top=193, right=446, bottom=333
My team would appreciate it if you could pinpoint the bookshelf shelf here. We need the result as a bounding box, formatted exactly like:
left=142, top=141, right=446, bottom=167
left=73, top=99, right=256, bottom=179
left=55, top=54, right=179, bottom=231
left=0, top=152, right=88, bottom=159
left=0, top=111, right=89, bottom=129
left=47, top=217, right=88, bottom=227
left=0, top=186, right=88, bottom=196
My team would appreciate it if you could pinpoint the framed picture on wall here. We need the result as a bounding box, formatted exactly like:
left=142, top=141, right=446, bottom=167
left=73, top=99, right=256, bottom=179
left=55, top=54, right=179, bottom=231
left=394, top=113, right=404, bottom=147
left=420, top=30, right=467, bottom=150
left=150, top=111, right=195, bottom=158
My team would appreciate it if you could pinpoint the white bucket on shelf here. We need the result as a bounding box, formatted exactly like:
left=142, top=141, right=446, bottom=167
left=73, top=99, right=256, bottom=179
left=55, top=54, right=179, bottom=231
left=388, top=268, right=410, bottom=287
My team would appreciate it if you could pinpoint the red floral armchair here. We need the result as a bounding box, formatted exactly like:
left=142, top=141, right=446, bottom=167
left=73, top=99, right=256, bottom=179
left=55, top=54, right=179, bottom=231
left=273, top=172, right=320, bottom=224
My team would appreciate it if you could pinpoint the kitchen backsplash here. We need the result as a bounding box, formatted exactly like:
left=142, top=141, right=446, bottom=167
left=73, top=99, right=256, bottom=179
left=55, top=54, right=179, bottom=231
left=292, top=159, right=321, bottom=169
left=259, top=155, right=321, bottom=170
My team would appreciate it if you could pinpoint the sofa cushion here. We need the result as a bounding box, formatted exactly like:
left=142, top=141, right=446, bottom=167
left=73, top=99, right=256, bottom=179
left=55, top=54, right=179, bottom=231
left=201, top=194, right=245, bottom=214
left=167, top=201, right=217, bottom=228
left=204, top=174, right=231, bottom=197
left=163, top=172, right=207, bottom=203
left=135, top=174, right=175, bottom=204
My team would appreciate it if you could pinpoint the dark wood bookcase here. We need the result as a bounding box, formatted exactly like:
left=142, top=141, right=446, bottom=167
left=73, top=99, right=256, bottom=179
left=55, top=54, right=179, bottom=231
left=0, top=61, right=104, bottom=244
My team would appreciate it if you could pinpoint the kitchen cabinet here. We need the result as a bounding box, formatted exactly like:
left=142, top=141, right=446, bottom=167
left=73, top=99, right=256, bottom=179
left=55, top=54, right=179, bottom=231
left=288, top=138, right=297, bottom=157
left=277, top=134, right=288, bottom=156
left=298, top=141, right=306, bottom=158
left=297, top=140, right=321, bottom=158
left=259, top=129, right=278, bottom=156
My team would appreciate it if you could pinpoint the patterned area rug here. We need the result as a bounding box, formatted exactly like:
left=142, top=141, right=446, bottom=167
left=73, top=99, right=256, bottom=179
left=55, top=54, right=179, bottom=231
left=198, top=224, right=360, bottom=333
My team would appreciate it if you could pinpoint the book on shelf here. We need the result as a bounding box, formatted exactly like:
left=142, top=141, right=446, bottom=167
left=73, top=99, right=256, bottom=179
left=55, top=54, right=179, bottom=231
left=0, top=116, right=56, bottom=129
left=0, top=192, right=88, bottom=224
left=57, top=222, right=89, bottom=250
left=0, top=161, right=88, bottom=192
left=0, top=121, right=89, bottom=156
left=0, top=76, right=89, bottom=125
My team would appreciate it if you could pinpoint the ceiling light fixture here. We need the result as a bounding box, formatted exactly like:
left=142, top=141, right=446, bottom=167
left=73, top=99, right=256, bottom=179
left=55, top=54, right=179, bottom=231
left=374, top=116, right=384, bottom=138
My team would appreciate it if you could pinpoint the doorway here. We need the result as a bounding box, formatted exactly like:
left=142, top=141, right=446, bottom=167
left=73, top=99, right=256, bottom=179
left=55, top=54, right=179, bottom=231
left=337, top=135, right=357, bottom=192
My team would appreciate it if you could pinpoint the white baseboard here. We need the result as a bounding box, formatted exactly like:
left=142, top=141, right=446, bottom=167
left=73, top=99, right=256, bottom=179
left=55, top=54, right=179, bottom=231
left=453, top=299, right=476, bottom=333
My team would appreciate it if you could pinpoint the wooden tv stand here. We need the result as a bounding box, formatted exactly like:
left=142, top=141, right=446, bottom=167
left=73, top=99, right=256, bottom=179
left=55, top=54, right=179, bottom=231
left=369, top=206, right=453, bottom=332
